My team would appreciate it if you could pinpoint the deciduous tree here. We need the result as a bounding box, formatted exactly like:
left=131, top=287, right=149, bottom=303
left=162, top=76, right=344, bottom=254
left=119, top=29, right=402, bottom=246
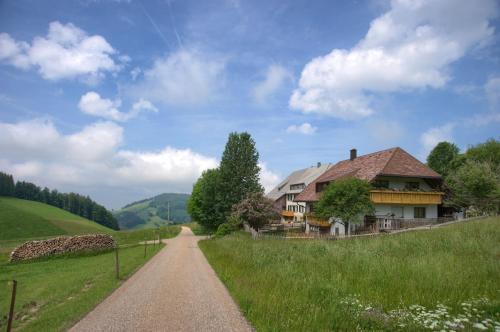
left=231, top=192, right=279, bottom=230
left=427, top=141, right=460, bottom=178
left=315, top=177, right=374, bottom=236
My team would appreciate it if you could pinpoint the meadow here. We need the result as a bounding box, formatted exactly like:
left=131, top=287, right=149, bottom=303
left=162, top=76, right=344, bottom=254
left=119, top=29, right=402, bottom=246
left=200, top=217, right=500, bottom=331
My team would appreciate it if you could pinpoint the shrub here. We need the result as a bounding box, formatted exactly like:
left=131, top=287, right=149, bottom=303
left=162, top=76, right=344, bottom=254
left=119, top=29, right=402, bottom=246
left=215, top=223, right=235, bottom=237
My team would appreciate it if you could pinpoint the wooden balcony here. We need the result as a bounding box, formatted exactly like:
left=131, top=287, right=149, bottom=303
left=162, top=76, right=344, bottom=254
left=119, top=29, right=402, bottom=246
left=305, top=214, right=330, bottom=227
left=281, top=210, right=295, bottom=218
left=369, top=190, right=443, bottom=205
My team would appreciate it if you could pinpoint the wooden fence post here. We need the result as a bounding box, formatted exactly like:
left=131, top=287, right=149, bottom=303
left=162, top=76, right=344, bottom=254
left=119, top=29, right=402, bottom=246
left=7, top=280, right=17, bottom=332
left=115, top=246, right=120, bottom=280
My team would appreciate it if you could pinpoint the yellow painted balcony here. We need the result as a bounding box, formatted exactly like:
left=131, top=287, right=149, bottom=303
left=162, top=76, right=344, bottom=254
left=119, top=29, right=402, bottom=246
left=370, top=190, right=443, bottom=205
left=281, top=210, right=295, bottom=218
left=306, top=214, right=330, bottom=227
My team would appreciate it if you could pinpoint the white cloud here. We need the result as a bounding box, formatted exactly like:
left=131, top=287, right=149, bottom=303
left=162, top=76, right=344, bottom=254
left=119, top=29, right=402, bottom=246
left=259, top=163, right=280, bottom=194
left=485, top=76, right=500, bottom=107
left=0, top=21, right=123, bottom=82
left=252, top=64, right=292, bottom=104
left=131, top=49, right=225, bottom=106
left=78, top=91, right=158, bottom=121
left=130, top=66, right=141, bottom=80
left=290, top=0, right=498, bottom=119
left=286, top=122, right=317, bottom=135
left=0, top=119, right=218, bottom=204
left=420, top=123, right=455, bottom=157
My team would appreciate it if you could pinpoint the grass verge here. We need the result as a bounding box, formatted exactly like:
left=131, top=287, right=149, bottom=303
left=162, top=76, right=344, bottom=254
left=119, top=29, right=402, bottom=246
left=0, top=225, right=181, bottom=331
left=185, top=222, right=211, bottom=236
left=199, top=217, right=500, bottom=331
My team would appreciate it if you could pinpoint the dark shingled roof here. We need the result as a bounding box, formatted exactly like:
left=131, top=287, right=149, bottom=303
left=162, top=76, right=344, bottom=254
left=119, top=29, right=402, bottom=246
left=295, top=147, right=441, bottom=202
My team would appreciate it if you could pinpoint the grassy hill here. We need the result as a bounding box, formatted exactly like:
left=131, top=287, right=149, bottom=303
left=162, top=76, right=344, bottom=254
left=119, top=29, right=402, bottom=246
left=200, top=217, right=500, bottom=331
left=0, top=197, right=111, bottom=241
left=114, top=193, right=190, bottom=229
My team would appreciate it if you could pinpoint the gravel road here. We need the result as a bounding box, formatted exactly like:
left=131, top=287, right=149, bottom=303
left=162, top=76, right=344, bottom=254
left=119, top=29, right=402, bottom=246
left=70, top=227, right=253, bottom=332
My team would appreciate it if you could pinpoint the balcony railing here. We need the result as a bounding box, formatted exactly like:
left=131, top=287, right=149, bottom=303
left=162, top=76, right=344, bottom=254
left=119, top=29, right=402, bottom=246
left=281, top=210, right=295, bottom=218
left=369, top=190, right=443, bottom=205
left=305, top=214, right=330, bottom=227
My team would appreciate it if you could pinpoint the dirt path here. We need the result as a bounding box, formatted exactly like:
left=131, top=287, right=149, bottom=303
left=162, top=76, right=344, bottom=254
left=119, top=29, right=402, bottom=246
left=70, top=227, right=253, bottom=332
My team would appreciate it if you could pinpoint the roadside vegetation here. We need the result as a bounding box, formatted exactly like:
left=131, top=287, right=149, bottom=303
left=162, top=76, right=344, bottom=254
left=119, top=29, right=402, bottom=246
left=200, top=217, right=500, bottom=331
left=184, top=222, right=211, bottom=236
left=0, top=243, right=165, bottom=331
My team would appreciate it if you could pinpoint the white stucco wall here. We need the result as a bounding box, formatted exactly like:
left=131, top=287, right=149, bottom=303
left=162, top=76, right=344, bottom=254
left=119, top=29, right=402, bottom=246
left=374, top=204, right=438, bottom=219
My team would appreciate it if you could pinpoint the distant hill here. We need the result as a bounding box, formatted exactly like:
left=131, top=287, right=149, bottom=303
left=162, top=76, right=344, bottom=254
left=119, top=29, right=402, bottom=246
left=0, top=197, right=113, bottom=241
left=114, top=193, right=191, bottom=229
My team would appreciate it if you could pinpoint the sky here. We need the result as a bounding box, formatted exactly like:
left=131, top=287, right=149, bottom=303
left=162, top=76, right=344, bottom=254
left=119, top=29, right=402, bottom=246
left=0, top=0, right=499, bottom=209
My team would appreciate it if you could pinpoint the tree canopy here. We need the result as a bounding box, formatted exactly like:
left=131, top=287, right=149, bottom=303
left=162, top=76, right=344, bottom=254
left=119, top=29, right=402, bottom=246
left=464, top=138, right=500, bottom=172
left=231, top=192, right=279, bottom=230
left=427, top=141, right=459, bottom=178
left=218, top=132, right=263, bottom=211
left=315, top=177, right=374, bottom=235
left=446, top=160, right=500, bottom=215
left=187, top=132, right=263, bottom=231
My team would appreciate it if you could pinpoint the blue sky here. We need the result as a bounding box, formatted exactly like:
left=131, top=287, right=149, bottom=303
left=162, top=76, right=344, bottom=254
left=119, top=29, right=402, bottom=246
left=0, top=0, right=499, bottom=208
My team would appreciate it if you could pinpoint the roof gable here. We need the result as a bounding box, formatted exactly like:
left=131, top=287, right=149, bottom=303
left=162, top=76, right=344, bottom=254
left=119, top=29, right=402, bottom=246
left=295, top=147, right=441, bottom=202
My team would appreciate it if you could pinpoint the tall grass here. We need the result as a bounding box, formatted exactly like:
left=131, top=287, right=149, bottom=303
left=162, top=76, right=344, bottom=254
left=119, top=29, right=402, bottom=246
left=200, top=217, right=500, bottom=331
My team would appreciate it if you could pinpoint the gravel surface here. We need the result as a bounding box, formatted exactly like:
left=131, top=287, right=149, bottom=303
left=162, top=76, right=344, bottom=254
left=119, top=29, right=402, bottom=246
left=70, top=227, right=253, bottom=332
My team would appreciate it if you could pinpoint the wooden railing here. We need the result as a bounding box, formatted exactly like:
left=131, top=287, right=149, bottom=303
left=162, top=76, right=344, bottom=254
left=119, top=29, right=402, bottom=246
left=369, top=190, right=444, bottom=204
left=305, top=214, right=330, bottom=227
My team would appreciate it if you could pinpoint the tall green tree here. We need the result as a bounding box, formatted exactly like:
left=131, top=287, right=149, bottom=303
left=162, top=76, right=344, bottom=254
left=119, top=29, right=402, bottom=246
left=464, top=138, right=500, bottom=172
left=315, top=177, right=374, bottom=236
left=446, top=160, right=500, bottom=215
left=427, top=141, right=460, bottom=178
left=187, top=169, right=226, bottom=230
left=218, top=132, right=263, bottom=217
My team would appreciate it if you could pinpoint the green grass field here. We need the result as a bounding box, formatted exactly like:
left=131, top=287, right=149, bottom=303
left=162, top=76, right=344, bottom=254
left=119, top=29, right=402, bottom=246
left=0, top=244, right=164, bottom=331
left=200, top=217, right=500, bottom=331
left=0, top=197, right=109, bottom=240
left=0, top=197, right=181, bottom=260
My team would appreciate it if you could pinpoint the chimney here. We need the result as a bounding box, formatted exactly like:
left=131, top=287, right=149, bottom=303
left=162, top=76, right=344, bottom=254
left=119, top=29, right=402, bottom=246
left=317, top=162, right=321, bottom=168
left=350, top=148, right=357, bottom=161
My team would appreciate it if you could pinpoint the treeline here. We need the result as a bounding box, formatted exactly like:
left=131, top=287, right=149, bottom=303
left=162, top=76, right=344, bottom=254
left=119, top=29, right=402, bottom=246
left=0, top=172, right=119, bottom=230
left=427, top=138, right=500, bottom=216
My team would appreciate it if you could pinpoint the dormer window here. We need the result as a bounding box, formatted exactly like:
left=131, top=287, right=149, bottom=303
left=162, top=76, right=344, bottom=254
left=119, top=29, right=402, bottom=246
left=290, top=183, right=305, bottom=190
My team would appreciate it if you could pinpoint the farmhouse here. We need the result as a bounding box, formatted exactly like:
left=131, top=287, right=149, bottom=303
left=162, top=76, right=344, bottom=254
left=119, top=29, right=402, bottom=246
left=295, top=147, right=445, bottom=235
left=267, top=163, right=332, bottom=223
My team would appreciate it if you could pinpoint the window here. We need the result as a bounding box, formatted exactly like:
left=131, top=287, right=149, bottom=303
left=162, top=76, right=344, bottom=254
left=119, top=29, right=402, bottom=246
left=405, top=182, right=420, bottom=190
left=373, top=180, right=389, bottom=189
left=414, top=207, right=426, bottom=218
left=290, top=183, right=305, bottom=190
left=286, top=194, right=295, bottom=201
left=316, top=182, right=329, bottom=192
